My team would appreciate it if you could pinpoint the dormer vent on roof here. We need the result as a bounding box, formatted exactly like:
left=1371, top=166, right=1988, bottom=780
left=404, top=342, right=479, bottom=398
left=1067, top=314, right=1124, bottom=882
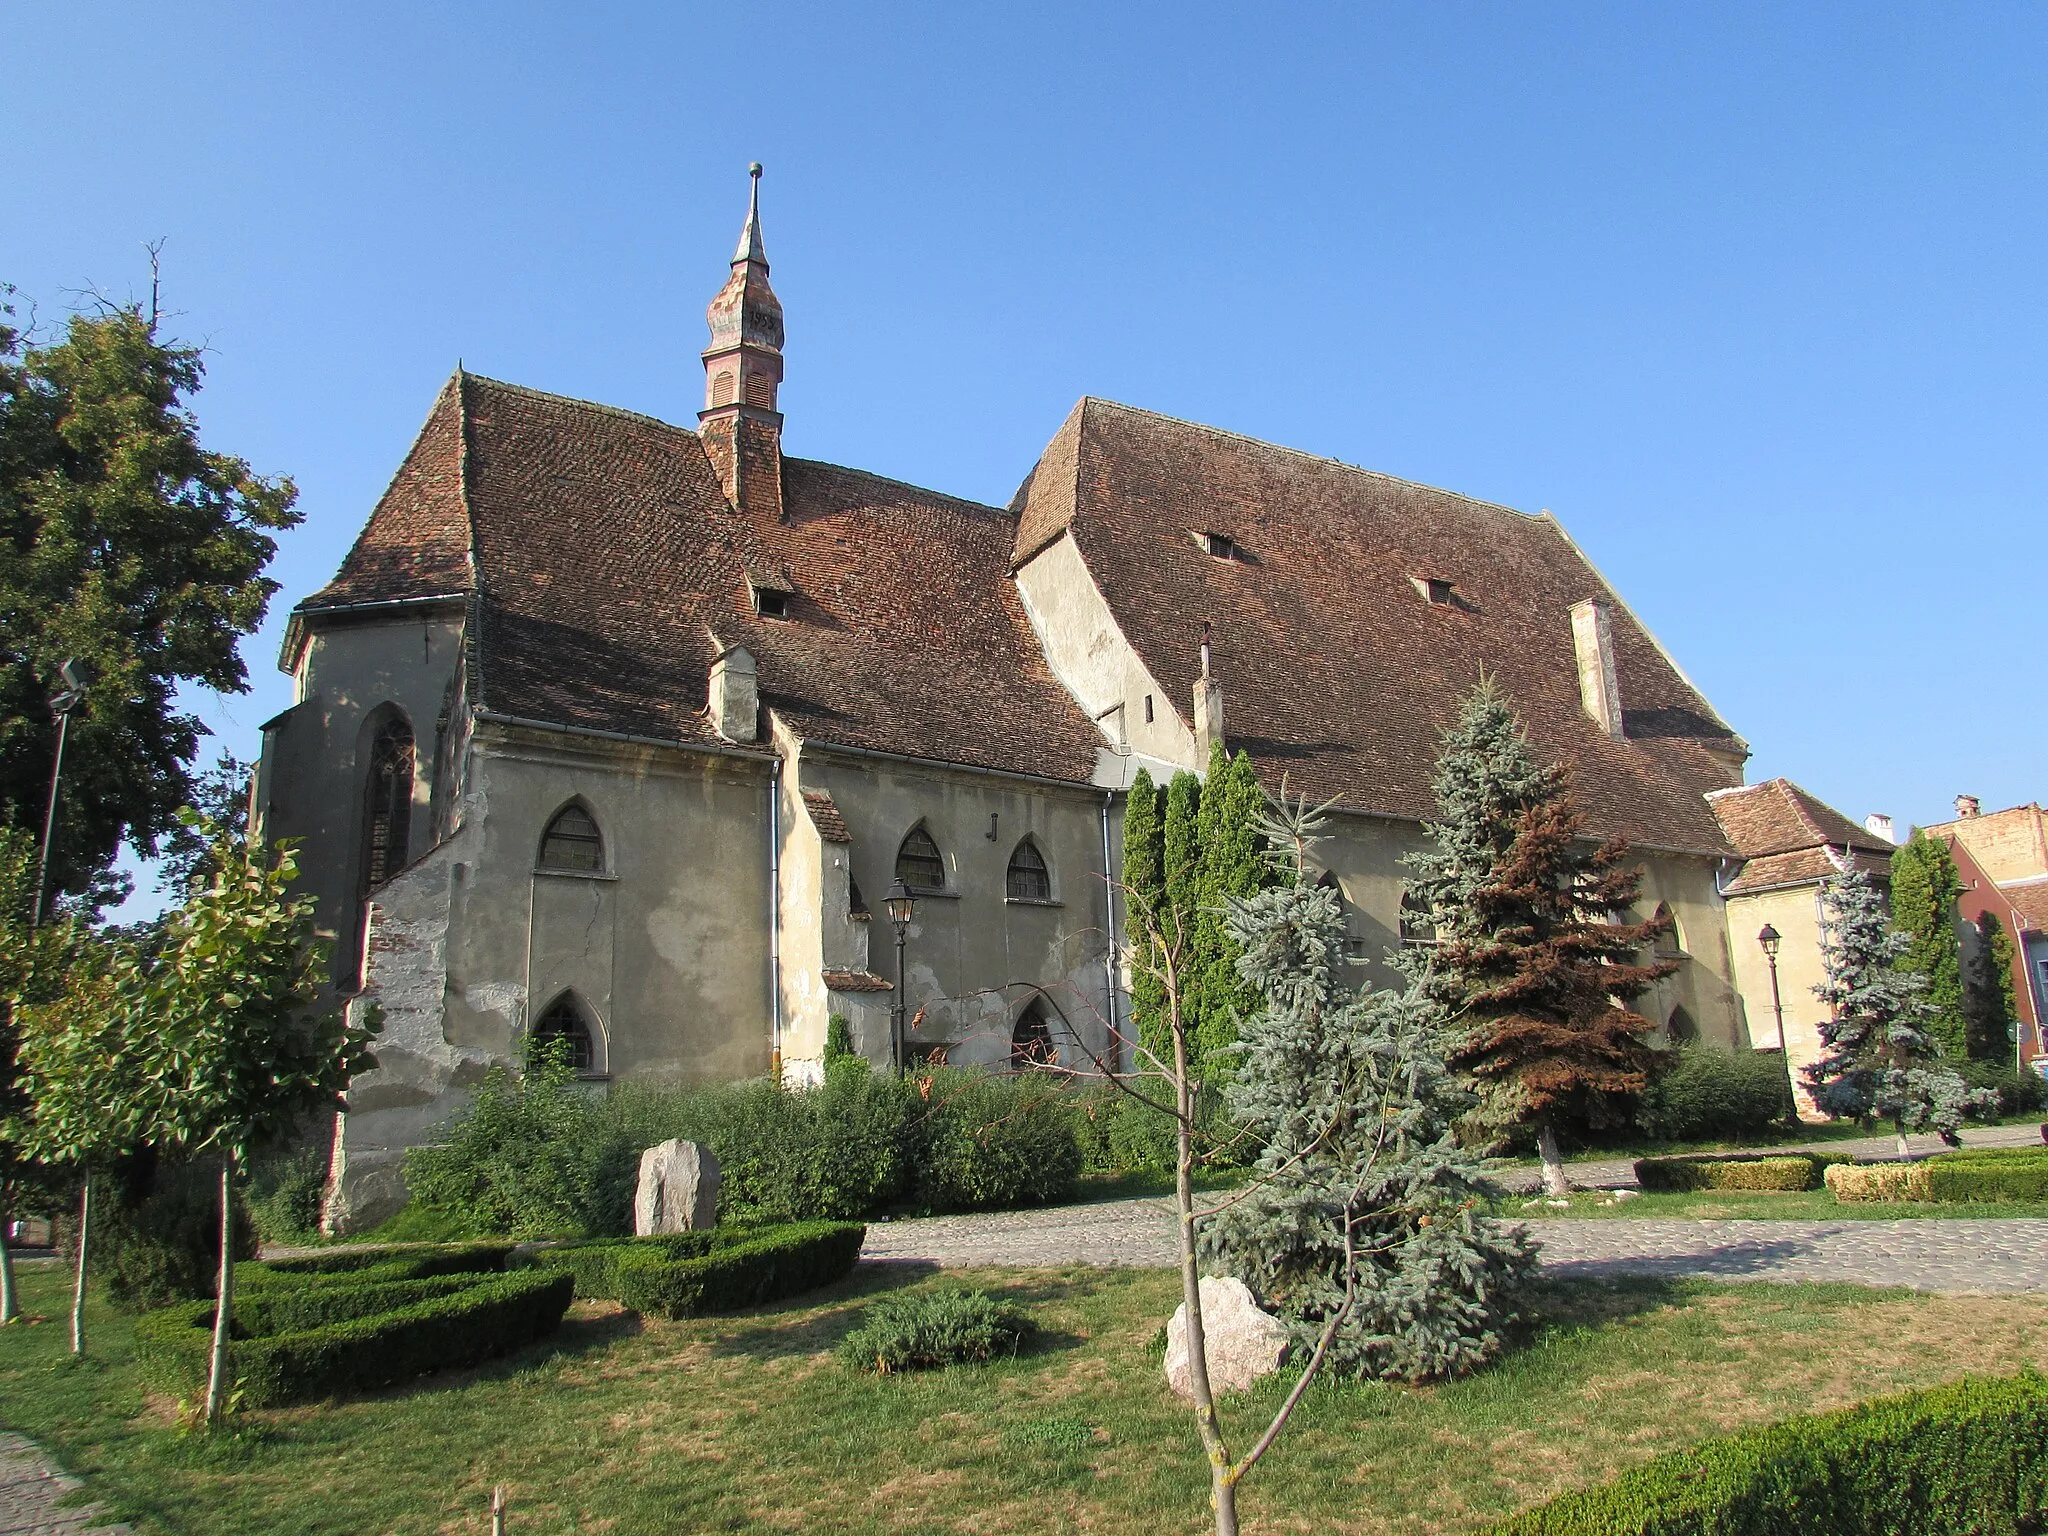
left=1194, top=530, right=1239, bottom=561
left=700, top=163, right=786, bottom=522
left=1409, top=575, right=1456, bottom=607
left=747, top=567, right=796, bottom=620
left=1569, top=597, right=1624, bottom=740
left=707, top=641, right=760, bottom=743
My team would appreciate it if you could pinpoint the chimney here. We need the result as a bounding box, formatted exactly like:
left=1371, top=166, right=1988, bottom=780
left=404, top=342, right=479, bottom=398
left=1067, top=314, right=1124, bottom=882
left=1569, top=598, right=1624, bottom=739
left=1956, top=795, right=1981, bottom=820
left=708, top=644, right=759, bottom=742
left=1864, top=812, right=1897, bottom=845
left=1192, top=621, right=1224, bottom=760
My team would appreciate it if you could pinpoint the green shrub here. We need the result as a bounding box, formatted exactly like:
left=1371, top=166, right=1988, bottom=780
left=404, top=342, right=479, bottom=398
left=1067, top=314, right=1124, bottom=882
left=244, top=1141, right=330, bottom=1247
left=1825, top=1162, right=1923, bottom=1202
left=404, top=1045, right=601, bottom=1238
left=234, top=1272, right=489, bottom=1335
left=134, top=1267, right=575, bottom=1407
left=243, top=1241, right=514, bottom=1288
left=97, top=1155, right=258, bottom=1310
left=836, top=1287, right=1037, bottom=1373
left=908, top=1070, right=1082, bottom=1210
left=1644, top=1047, right=1795, bottom=1143
left=1924, top=1156, right=2048, bottom=1203
left=1634, top=1154, right=1839, bottom=1193
left=531, top=1221, right=864, bottom=1318
left=1488, top=1371, right=2048, bottom=1534
left=1959, top=1060, right=2048, bottom=1119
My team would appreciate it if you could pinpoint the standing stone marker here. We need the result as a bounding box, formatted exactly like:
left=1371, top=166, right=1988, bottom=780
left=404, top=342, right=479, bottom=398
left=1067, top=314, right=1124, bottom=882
left=634, top=1139, right=721, bottom=1235
left=1164, top=1275, right=1290, bottom=1399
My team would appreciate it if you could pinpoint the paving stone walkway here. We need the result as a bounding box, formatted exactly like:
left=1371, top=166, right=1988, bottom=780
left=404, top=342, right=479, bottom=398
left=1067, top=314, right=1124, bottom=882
left=0, top=1435, right=129, bottom=1536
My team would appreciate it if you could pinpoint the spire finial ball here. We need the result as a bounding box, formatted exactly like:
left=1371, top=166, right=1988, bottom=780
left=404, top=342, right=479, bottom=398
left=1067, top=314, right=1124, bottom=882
left=749, top=162, right=763, bottom=178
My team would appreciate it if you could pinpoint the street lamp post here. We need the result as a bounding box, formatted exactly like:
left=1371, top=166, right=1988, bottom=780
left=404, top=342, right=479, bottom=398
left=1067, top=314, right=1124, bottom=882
left=884, top=879, right=916, bottom=1073
left=1757, top=923, right=1800, bottom=1127
left=33, top=660, right=90, bottom=928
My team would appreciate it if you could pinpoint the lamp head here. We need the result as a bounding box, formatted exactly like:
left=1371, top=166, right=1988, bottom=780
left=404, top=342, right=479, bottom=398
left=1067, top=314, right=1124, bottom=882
left=1757, top=923, right=1781, bottom=959
left=884, top=879, right=916, bottom=928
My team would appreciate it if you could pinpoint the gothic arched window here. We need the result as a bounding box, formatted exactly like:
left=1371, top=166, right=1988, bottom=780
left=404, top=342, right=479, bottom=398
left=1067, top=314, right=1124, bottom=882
left=1652, top=902, right=1684, bottom=957
left=1666, top=1005, right=1699, bottom=1047
left=1006, top=839, right=1051, bottom=902
left=532, top=994, right=597, bottom=1073
left=539, top=803, right=605, bottom=872
left=895, top=825, right=945, bottom=893
left=1011, top=1001, right=1057, bottom=1070
left=361, top=715, right=415, bottom=892
left=1398, top=888, right=1438, bottom=947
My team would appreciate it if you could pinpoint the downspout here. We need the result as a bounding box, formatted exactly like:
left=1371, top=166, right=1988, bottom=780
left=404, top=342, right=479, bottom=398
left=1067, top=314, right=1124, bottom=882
left=768, top=756, right=782, bottom=1082
left=1100, top=790, right=1123, bottom=1075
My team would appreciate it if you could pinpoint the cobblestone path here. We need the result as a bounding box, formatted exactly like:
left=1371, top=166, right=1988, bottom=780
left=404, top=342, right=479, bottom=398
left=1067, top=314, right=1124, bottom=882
left=862, top=1200, right=2048, bottom=1292
left=0, top=1435, right=130, bottom=1536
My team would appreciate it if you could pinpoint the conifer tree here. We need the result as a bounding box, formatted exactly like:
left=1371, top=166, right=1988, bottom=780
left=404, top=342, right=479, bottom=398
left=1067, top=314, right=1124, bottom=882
left=1404, top=681, right=1674, bottom=1196
left=1121, top=768, right=1166, bottom=1062
left=1158, top=771, right=1204, bottom=1064
left=1889, top=832, right=1968, bottom=1059
left=1201, top=796, right=1534, bottom=1382
left=1963, top=911, right=2020, bottom=1064
left=1189, top=745, right=1272, bottom=1082
left=1805, top=864, right=1991, bottom=1155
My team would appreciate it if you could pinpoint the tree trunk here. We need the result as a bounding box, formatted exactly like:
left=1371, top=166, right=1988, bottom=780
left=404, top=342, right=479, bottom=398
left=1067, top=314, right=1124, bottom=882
left=1895, top=1122, right=1912, bottom=1161
left=1171, top=1031, right=1238, bottom=1536
left=205, top=1147, right=236, bottom=1425
left=70, top=1175, right=91, bottom=1355
left=1536, top=1120, right=1570, bottom=1199
left=0, top=1214, right=17, bottom=1325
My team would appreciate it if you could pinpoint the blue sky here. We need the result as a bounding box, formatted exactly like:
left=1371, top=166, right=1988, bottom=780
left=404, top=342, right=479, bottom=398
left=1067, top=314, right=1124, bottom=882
left=8, top=3, right=2045, bottom=913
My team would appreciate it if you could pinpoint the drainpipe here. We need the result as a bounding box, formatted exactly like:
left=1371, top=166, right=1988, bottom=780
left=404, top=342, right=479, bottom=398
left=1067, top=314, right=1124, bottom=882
left=768, top=756, right=782, bottom=1082
left=1100, top=791, right=1123, bottom=1075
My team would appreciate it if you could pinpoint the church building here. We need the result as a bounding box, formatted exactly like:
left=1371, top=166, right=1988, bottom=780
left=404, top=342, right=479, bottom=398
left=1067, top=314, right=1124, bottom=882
left=258, top=170, right=1774, bottom=1229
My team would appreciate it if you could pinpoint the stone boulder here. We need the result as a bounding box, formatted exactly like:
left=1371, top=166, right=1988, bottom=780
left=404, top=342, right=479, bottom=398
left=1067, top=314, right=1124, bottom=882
left=1164, top=1275, right=1290, bottom=1399
left=633, top=1139, right=721, bottom=1235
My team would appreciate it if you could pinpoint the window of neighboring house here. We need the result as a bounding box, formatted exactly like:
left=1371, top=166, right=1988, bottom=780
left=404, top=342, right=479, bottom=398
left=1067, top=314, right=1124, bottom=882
left=361, top=716, right=415, bottom=893
left=895, top=826, right=946, bottom=893
left=539, top=804, right=605, bottom=872
left=1007, top=840, right=1052, bottom=902
left=1398, top=888, right=1439, bottom=947
left=533, top=994, right=597, bottom=1073
left=1011, top=1002, right=1058, bottom=1070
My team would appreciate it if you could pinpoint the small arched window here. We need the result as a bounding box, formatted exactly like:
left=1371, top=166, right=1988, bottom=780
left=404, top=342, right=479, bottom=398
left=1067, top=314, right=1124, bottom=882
left=1667, top=1005, right=1699, bottom=1047
left=1006, top=840, right=1051, bottom=902
left=532, top=994, right=596, bottom=1073
left=1318, top=872, right=1366, bottom=962
left=540, top=804, right=605, bottom=872
left=1652, top=902, right=1683, bottom=957
left=361, top=715, right=415, bottom=893
left=896, top=826, right=945, bottom=893
left=1011, top=1002, right=1057, bottom=1070
left=1398, top=888, right=1438, bottom=947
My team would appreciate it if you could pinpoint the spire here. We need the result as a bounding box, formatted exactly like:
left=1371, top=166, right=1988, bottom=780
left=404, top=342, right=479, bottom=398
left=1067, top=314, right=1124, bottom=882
left=700, top=163, right=785, bottom=519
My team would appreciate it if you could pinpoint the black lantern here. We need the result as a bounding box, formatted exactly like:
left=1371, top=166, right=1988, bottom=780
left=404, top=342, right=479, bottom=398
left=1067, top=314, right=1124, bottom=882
left=1757, top=922, right=1781, bottom=960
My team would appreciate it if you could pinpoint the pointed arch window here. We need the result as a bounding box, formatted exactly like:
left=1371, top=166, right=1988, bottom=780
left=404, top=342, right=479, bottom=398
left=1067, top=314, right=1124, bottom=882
left=895, top=826, right=945, bottom=893
left=1011, top=1001, right=1058, bottom=1070
left=1398, top=888, right=1438, bottom=947
left=1317, top=872, right=1367, bottom=961
left=1006, top=839, right=1051, bottom=902
left=361, top=715, right=415, bottom=893
left=532, top=993, right=597, bottom=1073
left=540, top=804, right=605, bottom=872
left=1666, top=1005, right=1699, bottom=1047
left=1652, top=902, right=1684, bottom=957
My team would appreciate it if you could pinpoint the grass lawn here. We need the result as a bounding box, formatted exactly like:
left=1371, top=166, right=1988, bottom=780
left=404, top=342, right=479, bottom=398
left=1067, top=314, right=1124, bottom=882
left=5, top=1259, right=2048, bottom=1534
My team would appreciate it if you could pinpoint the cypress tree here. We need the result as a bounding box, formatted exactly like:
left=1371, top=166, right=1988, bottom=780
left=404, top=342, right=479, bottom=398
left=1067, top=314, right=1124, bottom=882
left=1963, top=910, right=2020, bottom=1064
left=1139, top=770, right=1202, bottom=1070
left=1189, top=744, right=1272, bottom=1083
left=1805, top=864, right=1992, bottom=1154
left=1121, top=768, right=1166, bottom=1063
left=1200, top=795, right=1535, bottom=1382
left=1405, top=680, right=1675, bottom=1196
left=1890, top=832, right=1968, bottom=1059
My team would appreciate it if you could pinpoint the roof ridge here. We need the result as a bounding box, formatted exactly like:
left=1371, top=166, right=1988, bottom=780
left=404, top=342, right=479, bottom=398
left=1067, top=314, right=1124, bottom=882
left=783, top=455, right=1010, bottom=520
left=460, top=370, right=694, bottom=437
left=1079, top=396, right=1546, bottom=522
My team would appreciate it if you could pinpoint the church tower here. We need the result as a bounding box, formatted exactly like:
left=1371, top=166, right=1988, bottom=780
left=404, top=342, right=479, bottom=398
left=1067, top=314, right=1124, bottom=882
left=699, top=163, right=785, bottom=520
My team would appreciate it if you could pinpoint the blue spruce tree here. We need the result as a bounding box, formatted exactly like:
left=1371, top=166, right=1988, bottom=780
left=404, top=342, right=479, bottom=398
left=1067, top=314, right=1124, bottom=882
left=1806, top=863, right=1993, bottom=1156
left=1199, top=796, right=1535, bottom=1383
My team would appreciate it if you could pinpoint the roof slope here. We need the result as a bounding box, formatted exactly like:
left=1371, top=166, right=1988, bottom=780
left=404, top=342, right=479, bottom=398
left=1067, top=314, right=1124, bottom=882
left=1013, top=399, right=1743, bottom=852
left=1707, top=778, right=1893, bottom=894
left=303, top=374, right=1100, bottom=779
left=305, top=376, right=474, bottom=608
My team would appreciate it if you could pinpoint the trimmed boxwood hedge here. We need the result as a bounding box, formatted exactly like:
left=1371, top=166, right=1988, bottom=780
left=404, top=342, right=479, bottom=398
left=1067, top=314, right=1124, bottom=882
left=1634, top=1153, right=1843, bottom=1193
left=243, top=1241, right=516, bottom=1288
left=529, top=1221, right=865, bottom=1319
left=135, top=1265, right=574, bottom=1406
left=1489, top=1371, right=2048, bottom=1534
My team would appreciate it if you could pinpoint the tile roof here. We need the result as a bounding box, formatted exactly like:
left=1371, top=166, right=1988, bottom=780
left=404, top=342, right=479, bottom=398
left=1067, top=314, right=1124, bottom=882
left=803, top=790, right=851, bottom=843
left=2002, top=879, right=2048, bottom=931
left=1012, top=399, right=1746, bottom=853
left=822, top=969, right=892, bottom=993
left=1707, top=778, right=1893, bottom=893
left=298, top=374, right=1102, bottom=780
